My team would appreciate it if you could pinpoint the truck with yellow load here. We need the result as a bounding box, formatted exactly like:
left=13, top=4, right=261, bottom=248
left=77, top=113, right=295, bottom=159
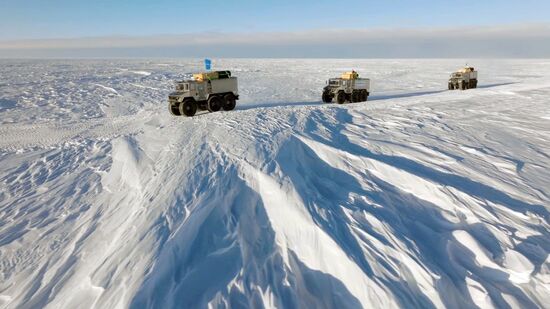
left=168, top=70, right=239, bottom=117
left=322, top=71, right=370, bottom=104
left=448, top=67, right=478, bottom=90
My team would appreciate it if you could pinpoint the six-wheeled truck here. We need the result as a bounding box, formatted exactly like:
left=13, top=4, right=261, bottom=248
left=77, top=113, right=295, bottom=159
left=322, top=71, right=370, bottom=104
left=168, top=70, right=239, bottom=117
left=448, top=67, right=478, bottom=90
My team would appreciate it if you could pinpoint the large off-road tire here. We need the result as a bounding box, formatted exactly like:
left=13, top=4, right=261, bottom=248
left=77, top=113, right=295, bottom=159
left=448, top=83, right=453, bottom=90
left=322, top=92, right=332, bottom=103
left=336, top=91, right=346, bottom=104
left=223, top=94, right=237, bottom=111
left=351, top=91, right=361, bottom=103
left=461, top=81, right=467, bottom=90
left=361, top=90, right=368, bottom=102
left=207, top=96, right=222, bottom=112
left=169, top=102, right=181, bottom=116
left=179, top=99, right=197, bottom=117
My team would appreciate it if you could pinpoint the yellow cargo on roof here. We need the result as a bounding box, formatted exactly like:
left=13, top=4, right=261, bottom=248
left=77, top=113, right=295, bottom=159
left=341, top=71, right=359, bottom=80
left=193, top=72, right=219, bottom=81
left=459, top=67, right=475, bottom=73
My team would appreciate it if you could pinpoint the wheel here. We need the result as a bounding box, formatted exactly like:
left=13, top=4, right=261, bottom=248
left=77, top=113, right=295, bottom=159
left=322, top=92, right=332, bottom=103
left=207, top=96, right=222, bottom=112
left=352, top=91, right=361, bottom=103
left=336, top=91, right=346, bottom=104
left=473, top=80, right=478, bottom=88
left=169, top=102, right=181, bottom=116
left=179, top=99, right=197, bottom=117
left=448, top=83, right=453, bottom=90
left=223, top=94, right=236, bottom=111
left=461, top=81, right=467, bottom=90
left=361, top=90, right=368, bottom=102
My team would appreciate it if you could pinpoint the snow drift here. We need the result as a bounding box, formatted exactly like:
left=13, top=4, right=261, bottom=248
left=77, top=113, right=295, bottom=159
left=0, top=59, right=549, bottom=308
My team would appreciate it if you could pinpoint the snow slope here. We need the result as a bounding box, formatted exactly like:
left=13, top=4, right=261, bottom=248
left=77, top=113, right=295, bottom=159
left=0, top=59, right=549, bottom=308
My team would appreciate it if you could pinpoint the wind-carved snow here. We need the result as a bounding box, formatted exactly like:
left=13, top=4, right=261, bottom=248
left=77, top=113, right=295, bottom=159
left=0, top=59, right=549, bottom=309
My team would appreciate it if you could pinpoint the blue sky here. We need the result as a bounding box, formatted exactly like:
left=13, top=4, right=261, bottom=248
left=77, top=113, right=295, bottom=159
left=1, top=1, right=549, bottom=57
left=1, top=0, right=550, bottom=40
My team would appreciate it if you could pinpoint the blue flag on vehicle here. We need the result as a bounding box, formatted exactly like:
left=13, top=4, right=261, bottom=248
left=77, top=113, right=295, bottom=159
left=204, top=58, right=212, bottom=71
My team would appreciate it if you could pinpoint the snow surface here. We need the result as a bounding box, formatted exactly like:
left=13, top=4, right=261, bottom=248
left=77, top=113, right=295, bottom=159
left=0, top=59, right=549, bottom=309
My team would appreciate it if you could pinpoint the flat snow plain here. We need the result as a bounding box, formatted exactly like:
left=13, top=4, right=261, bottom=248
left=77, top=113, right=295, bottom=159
left=0, top=59, right=549, bottom=309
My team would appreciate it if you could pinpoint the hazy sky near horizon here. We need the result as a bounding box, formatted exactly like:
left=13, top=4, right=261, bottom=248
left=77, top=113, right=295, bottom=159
left=1, top=0, right=550, bottom=57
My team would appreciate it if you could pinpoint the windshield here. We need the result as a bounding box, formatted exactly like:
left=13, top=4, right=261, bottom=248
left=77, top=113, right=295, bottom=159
left=176, top=83, right=189, bottom=91
left=329, top=79, right=340, bottom=86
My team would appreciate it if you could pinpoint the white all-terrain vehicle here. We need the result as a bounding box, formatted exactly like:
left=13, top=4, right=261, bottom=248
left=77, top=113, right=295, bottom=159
left=448, top=67, right=478, bottom=90
left=168, top=70, right=239, bottom=117
left=322, top=71, right=370, bottom=104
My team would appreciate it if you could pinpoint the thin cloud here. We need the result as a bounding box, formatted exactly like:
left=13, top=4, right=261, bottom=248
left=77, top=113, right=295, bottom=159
left=1, top=24, right=549, bottom=58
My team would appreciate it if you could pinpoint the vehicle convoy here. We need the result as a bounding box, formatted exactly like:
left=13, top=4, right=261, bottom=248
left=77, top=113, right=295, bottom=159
left=448, top=67, right=478, bottom=90
left=322, top=71, right=370, bottom=104
left=168, top=70, right=239, bottom=117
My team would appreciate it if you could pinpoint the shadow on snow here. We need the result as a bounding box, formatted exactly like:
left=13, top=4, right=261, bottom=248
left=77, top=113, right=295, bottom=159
left=235, top=82, right=518, bottom=112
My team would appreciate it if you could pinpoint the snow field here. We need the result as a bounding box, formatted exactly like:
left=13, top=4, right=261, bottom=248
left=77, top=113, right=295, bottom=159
left=0, top=59, right=549, bottom=308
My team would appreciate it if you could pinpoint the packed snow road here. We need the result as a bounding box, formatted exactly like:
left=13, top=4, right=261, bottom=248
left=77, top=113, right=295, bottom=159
left=0, top=59, right=549, bottom=308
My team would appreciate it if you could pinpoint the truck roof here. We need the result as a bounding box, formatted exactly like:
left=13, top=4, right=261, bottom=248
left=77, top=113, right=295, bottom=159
left=458, top=67, right=475, bottom=73
left=329, top=77, right=370, bottom=81
left=177, top=70, right=232, bottom=83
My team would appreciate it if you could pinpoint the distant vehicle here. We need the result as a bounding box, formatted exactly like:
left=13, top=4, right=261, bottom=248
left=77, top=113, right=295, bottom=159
left=168, top=70, right=239, bottom=117
left=322, top=71, right=370, bottom=104
left=448, top=67, right=478, bottom=90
